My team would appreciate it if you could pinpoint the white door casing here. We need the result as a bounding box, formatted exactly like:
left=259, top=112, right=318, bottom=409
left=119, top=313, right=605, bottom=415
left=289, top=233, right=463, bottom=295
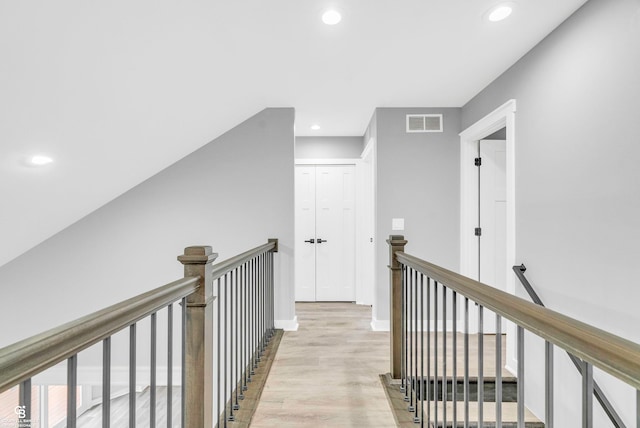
left=357, top=139, right=376, bottom=307
left=459, top=99, right=517, bottom=373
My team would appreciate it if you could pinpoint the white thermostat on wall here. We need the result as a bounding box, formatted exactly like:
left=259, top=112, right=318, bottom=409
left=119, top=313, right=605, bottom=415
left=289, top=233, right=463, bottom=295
left=392, top=218, right=405, bottom=231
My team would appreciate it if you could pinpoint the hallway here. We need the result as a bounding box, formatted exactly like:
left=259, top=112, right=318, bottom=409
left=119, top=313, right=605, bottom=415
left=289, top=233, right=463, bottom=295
left=250, top=302, right=396, bottom=427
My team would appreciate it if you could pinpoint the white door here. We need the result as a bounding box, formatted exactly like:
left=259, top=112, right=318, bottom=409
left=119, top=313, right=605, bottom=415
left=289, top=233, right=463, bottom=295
left=479, top=139, right=507, bottom=332
left=295, top=165, right=356, bottom=301
left=295, top=166, right=317, bottom=301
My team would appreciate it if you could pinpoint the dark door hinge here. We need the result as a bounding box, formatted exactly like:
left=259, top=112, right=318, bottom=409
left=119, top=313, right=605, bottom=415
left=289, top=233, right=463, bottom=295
left=474, top=157, right=482, bottom=167
left=475, top=227, right=482, bottom=237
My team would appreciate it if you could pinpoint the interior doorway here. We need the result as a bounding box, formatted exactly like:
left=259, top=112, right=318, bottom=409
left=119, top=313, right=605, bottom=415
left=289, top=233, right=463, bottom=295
left=295, top=164, right=356, bottom=301
left=460, top=100, right=516, bottom=292
left=459, top=99, right=517, bottom=371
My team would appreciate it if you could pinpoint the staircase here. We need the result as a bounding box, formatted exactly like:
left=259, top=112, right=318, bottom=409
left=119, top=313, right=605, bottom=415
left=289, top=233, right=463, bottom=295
left=420, top=376, right=518, bottom=402
left=381, top=333, right=544, bottom=427
left=385, top=236, right=640, bottom=427
left=419, top=378, right=543, bottom=428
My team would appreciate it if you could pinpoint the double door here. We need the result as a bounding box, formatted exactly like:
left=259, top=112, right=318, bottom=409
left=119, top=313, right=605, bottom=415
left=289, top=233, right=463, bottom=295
left=295, top=165, right=355, bottom=301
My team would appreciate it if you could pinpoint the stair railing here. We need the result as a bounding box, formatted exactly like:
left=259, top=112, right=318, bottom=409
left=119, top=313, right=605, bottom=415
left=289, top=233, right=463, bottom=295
left=0, top=239, right=277, bottom=428
left=388, top=235, right=640, bottom=428
left=513, top=264, right=626, bottom=428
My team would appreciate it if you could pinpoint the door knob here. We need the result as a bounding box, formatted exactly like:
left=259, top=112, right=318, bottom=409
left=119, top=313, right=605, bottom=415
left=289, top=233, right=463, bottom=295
left=317, top=239, right=327, bottom=243
left=304, top=239, right=315, bottom=243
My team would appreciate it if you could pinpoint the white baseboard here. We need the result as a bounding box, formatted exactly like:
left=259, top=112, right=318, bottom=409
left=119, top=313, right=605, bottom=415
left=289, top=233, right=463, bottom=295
left=505, top=360, right=518, bottom=377
left=371, top=318, right=390, bottom=331
left=275, top=316, right=298, bottom=331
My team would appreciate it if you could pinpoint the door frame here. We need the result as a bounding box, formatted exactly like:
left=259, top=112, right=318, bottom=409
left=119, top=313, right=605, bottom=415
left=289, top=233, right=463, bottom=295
left=459, top=99, right=516, bottom=290
left=295, top=158, right=368, bottom=304
left=359, top=139, right=376, bottom=309
left=459, top=99, right=517, bottom=373
left=459, top=101, right=516, bottom=307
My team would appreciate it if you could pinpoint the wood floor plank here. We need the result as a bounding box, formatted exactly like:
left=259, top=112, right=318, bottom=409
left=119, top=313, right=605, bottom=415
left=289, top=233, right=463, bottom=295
left=250, top=302, right=397, bottom=428
left=75, top=386, right=181, bottom=427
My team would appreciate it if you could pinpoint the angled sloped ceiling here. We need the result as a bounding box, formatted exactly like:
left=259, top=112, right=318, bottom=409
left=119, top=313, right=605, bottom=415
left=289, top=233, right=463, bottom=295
left=1, top=0, right=589, bottom=268
left=0, top=108, right=295, bottom=347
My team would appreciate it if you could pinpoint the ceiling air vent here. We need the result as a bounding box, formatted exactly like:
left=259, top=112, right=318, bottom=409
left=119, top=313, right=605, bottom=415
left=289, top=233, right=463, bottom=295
left=406, top=114, right=443, bottom=133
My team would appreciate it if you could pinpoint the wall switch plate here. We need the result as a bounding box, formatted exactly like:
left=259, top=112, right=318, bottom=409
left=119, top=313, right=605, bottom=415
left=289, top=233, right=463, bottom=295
left=392, top=218, right=405, bottom=231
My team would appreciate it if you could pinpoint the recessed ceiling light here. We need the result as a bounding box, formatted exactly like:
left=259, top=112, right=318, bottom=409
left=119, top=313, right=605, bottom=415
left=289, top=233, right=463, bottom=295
left=310, top=124, right=321, bottom=131
left=30, top=155, right=53, bottom=166
left=488, top=5, right=513, bottom=22
left=322, top=10, right=342, bottom=25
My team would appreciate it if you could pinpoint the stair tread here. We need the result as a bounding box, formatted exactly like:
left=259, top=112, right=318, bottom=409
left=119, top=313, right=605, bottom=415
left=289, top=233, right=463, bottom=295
left=411, top=401, right=543, bottom=427
left=382, top=374, right=544, bottom=428
left=405, top=332, right=513, bottom=379
left=419, top=375, right=518, bottom=382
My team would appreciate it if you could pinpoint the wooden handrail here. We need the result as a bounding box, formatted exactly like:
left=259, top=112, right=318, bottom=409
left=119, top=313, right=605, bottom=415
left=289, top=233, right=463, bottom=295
left=395, top=250, right=640, bottom=391
left=0, top=239, right=279, bottom=427
left=211, top=240, right=278, bottom=281
left=0, top=276, right=199, bottom=393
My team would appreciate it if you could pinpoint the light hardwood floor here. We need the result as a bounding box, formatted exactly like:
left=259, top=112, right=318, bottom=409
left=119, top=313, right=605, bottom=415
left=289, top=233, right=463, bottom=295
left=250, top=302, right=397, bottom=428
left=76, top=386, right=181, bottom=427
left=32, top=304, right=531, bottom=427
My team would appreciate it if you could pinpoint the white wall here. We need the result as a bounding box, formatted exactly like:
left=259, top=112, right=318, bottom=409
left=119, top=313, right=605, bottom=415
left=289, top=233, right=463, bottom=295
left=462, top=0, right=640, bottom=424
left=295, top=136, right=364, bottom=159
left=0, top=1, right=275, bottom=269
left=369, top=107, right=461, bottom=323
left=0, top=108, right=296, bottom=359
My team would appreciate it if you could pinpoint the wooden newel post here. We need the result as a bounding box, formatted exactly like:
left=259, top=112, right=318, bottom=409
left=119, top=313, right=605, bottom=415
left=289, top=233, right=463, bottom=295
left=388, top=235, right=407, bottom=379
left=178, top=246, right=218, bottom=428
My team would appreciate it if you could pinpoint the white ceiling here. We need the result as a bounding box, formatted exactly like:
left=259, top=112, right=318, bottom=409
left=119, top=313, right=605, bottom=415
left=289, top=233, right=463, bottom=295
left=0, top=0, right=588, bottom=267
